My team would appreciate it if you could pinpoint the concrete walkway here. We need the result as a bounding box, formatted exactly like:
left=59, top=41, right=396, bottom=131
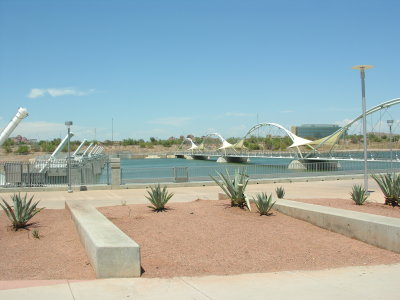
left=0, top=177, right=387, bottom=209
left=0, top=177, right=396, bottom=299
left=1, top=264, right=399, bottom=299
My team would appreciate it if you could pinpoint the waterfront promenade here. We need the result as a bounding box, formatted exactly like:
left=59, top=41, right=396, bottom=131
left=1, top=177, right=398, bottom=300
left=0, top=176, right=387, bottom=208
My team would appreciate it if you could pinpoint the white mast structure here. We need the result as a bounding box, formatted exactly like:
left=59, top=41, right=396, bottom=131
left=0, top=107, right=29, bottom=146
left=73, top=139, right=87, bottom=156
left=39, top=132, right=74, bottom=172
left=82, top=143, right=94, bottom=157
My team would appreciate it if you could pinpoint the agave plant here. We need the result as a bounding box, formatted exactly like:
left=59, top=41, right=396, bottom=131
left=146, top=184, right=174, bottom=212
left=350, top=184, right=368, bottom=205
left=371, top=173, right=400, bottom=206
left=253, top=192, right=276, bottom=216
left=0, top=193, right=44, bottom=231
left=275, top=186, right=285, bottom=199
left=211, top=168, right=249, bottom=209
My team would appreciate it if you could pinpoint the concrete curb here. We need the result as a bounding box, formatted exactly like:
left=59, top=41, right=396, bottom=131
left=66, top=200, right=141, bottom=278
left=274, top=199, right=400, bottom=253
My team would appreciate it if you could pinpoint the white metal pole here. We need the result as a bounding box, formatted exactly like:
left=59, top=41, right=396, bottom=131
left=352, top=65, right=374, bottom=193
left=89, top=145, right=98, bottom=157
left=390, top=124, right=393, bottom=174
left=361, top=69, right=368, bottom=192
left=82, top=143, right=93, bottom=156
left=388, top=120, right=394, bottom=175
left=73, top=139, right=87, bottom=156
left=65, top=121, right=73, bottom=193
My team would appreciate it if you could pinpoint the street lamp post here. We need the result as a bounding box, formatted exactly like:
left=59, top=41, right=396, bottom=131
left=387, top=119, right=394, bottom=175
left=65, top=121, right=73, bottom=193
left=352, top=65, right=374, bottom=193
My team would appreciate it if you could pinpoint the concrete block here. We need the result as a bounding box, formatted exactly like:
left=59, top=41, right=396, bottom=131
left=110, top=158, right=121, bottom=187
left=274, top=199, right=400, bottom=253
left=66, top=200, right=141, bottom=278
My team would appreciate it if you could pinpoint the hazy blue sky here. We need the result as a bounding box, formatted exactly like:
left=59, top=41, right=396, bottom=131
left=0, top=0, right=399, bottom=141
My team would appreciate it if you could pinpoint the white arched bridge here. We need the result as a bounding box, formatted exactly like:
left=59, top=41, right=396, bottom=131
left=175, top=98, right=400, bottom=170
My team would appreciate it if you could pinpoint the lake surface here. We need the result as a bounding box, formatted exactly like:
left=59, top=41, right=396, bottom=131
left=116, top=156, right=398, bottom=184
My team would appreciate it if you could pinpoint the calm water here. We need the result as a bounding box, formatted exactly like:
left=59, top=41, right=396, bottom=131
left=116, top=156, right=398, bottom=184
left=121, top=157, right=292, bottom=168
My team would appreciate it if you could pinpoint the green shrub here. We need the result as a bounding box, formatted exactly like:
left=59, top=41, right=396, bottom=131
left=211, top=169, right=249, bottom=209
left=350, top=184, right=368, bottom=205
left=30, top=143, right=41, bottom=152
left=371, top=173, right=400, bottom=206
left=275, top=186, right=285, bottom=199
left=146, top=184, right=174, bottom=212
left=3, top=144, right=12, bottom=153
left=253, top=192, right=276, bottom=215
left=0, top=193, right=44, bottom=231
left=15, top=145, right=30, bottom=154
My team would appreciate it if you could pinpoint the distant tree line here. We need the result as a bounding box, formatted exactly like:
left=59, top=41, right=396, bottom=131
left=2, top=138, right=82, bottom=155
left=120, top=136, right=185, bottom=148
left=2, top=132, right=399, bottom=155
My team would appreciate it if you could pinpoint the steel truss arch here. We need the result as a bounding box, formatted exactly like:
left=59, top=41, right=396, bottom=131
left=243, top=122, right=312, bottom=158
left=203, top=132, right=233, bottom=151
left=307, top=97, right=400, bottom=156
left=177, top=137, right=199, bottom=152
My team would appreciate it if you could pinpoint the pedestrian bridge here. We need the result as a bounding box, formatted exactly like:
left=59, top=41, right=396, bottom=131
left=175, top=98, right=400, bottom=170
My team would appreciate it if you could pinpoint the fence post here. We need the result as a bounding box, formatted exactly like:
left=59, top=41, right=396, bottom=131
left=106, top=160, right=110, bottom=185
left=110, top=158, right=121, bottom=187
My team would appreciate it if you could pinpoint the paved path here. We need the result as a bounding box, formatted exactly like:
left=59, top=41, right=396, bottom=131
left=0, top=177, right=386, bottom=209
left=0, top=178, right=395, bottom=299
left=1, top=264, right=399, bottom=299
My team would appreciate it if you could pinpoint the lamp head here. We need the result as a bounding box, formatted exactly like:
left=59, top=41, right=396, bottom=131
left=352, top=65, right=374, bottom=70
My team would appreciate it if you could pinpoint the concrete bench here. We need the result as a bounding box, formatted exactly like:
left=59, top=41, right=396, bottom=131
left=66, top=200, right=141, bottom=278
left=274, top=199, right=400, bottom=253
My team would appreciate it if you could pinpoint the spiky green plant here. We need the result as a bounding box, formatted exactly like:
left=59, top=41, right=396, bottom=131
left=146, top=184, right=174, bottom=212
left=0, top=193, right=44, bottom=231
left=253, top=192, right=276, bottom=216
left=211, top=169, right=249, bottom=209
left=350, top=184, right=368, bottom=205
left=371, top=173, right=400, bottom=206
left=275, top=186, right=285, bottom=199
left=32, top=229, right=40, bottom=239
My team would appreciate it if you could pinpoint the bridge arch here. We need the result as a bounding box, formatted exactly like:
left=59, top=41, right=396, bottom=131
left=195, top=132, right=237, bottom=154
left=241, top=122, right=312, bottom=157
left=304, top=97, right=400, bottom=156
left=177, top=137, right=199, bottom=152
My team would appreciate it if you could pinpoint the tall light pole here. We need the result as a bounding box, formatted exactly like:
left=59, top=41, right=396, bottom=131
left=112, top=117, right=114, bottom=144
left=65, top=121, right=73, bottom=193
left=387, top=119, right=394, bottom=175
left=352, top=65, right=374, bottom=193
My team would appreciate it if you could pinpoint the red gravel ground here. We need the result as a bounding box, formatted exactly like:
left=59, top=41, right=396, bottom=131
left=99, top=199, right=400, bottom=278
left=1, top=199, right=400, bottom=280
left=288, top=198, right=400, bottom=218
left=0, top=209, right=95, bottom=280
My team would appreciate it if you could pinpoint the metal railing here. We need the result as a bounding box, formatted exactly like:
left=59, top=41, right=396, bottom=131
left=0, top=156, right=110, bottom=188
left=175, top=150, right=298, bottom=158
left=175, top=150, right=400, bottom=161
left=2, top=156, right=396, bottom=187
left=120, top=159, right=397, bottom=184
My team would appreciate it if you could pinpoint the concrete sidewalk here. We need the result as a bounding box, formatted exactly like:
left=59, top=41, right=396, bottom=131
left=1, top=264, right=399, bottom=299
left=0, top=177, right=387, bottom=209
